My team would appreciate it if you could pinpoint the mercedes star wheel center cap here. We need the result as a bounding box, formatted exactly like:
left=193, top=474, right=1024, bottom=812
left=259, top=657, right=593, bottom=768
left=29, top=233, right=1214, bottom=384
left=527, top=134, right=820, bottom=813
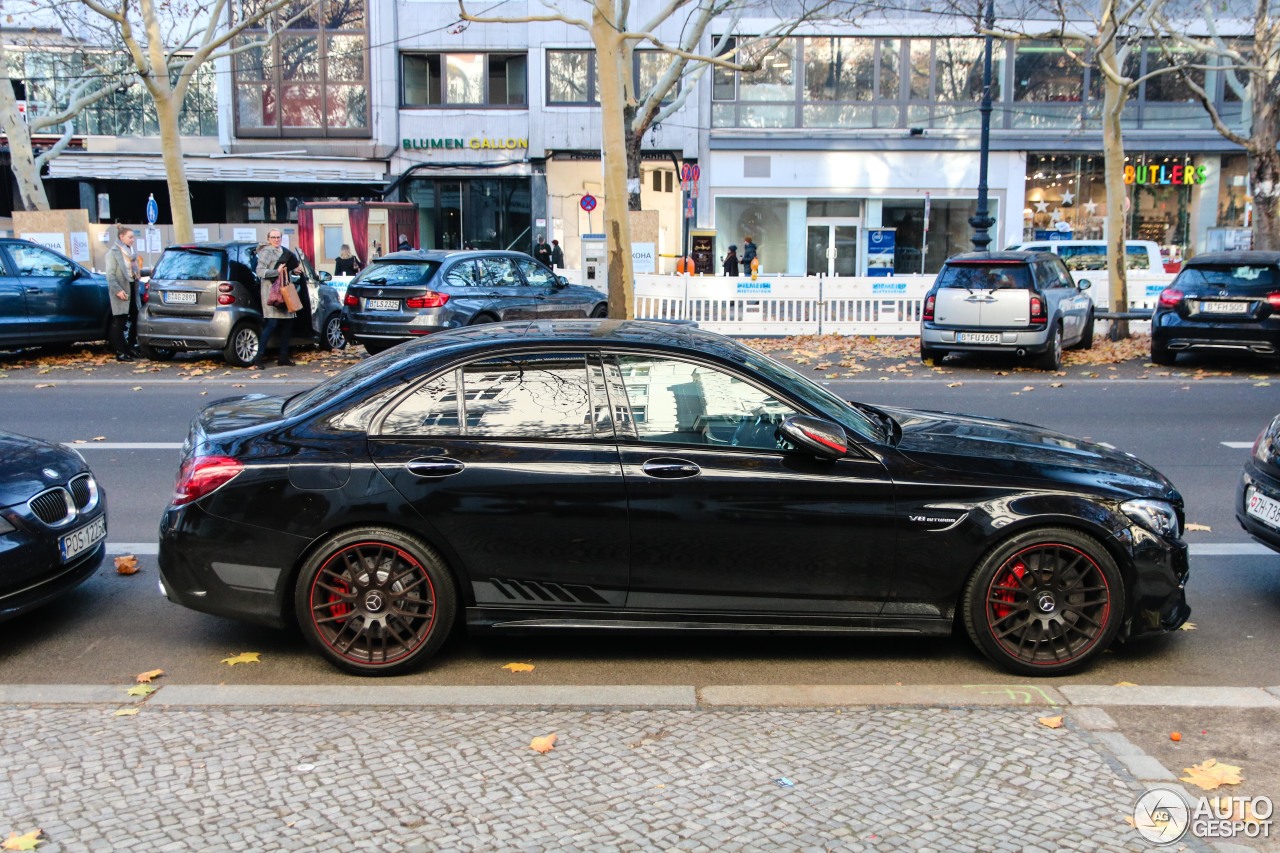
left=1037, top=592, right=1057, bottom=613
left=364, top=591, right=385, bottom=612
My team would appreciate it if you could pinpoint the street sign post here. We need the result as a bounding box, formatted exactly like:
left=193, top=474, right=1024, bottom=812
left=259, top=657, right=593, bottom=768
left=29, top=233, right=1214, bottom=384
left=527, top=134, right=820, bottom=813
left=145, top=194, right=158, bottom=225
left=580, top=193, right=596, bottom=234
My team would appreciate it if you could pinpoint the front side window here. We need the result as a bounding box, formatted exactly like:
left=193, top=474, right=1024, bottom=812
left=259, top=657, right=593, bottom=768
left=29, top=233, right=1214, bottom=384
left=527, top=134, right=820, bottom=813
left=6, top=245, right=74, bottom=277
left=379, top=355, right=597, bottom=439
left=515, top=258, right=556, bottom=288
left=401, top=52, right=527, bottom=107
left=612, top=355, right=797, bottom=450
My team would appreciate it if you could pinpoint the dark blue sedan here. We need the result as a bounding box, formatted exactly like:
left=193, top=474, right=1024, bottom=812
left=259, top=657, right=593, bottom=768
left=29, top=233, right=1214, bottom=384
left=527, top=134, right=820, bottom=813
left=0, top=238, right=112, bottom=349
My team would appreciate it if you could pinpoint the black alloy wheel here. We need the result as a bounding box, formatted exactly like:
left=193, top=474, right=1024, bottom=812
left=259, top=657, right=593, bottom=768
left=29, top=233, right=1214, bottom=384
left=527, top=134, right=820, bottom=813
left=295, top=527, right=456, bottom=675
left=962, top=527, right=1123, bottom=676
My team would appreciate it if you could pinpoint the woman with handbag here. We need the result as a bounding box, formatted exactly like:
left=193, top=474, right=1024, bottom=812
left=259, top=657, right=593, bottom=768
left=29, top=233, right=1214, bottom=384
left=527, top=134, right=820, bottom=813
left=254, top=230, right=300, bottom=368
left=333, top=245, right=361, bottom=276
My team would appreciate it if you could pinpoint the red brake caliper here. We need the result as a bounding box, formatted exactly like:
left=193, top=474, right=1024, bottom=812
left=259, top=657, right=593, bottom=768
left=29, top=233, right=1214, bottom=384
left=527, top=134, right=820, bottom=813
left=326, top=578, right=352, bottom=622
left=992, top=561, right=1028, bottom=619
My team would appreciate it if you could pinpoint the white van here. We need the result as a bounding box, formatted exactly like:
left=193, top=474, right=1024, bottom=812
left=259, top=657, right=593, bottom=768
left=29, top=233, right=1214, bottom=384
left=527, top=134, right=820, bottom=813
left=1006, top=239, right=1165, bottom=274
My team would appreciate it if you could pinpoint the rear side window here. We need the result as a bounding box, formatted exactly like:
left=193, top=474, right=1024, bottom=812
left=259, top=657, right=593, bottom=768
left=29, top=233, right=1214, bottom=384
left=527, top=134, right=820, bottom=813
left=936, top=264, right=1032, bottom=290
left=444, top=261, right=480, bottom=287
left=1176, top=264, right=1276, bottom=293
left=356, top=261, right=439, bottom=286
left=478, top=257, right=522, bottom=287
left=153, top=250, right=224, bottom=281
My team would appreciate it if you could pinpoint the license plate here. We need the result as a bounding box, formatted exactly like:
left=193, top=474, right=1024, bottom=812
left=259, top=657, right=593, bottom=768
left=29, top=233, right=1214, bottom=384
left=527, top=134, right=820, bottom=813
left=163, top=291, right=198, bottom=305
left=958, top=332, right=1001, bottom=344
left=1247, top=487, right=1280, bottom=530
left=1198, top=300, right=1249, bottom=314
left=59, top=515, right=106, bottom=563
left=367, top=298, right=399, bottom=311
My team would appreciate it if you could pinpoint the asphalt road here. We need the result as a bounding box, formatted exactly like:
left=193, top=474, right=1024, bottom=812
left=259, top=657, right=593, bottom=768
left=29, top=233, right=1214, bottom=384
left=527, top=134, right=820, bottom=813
left=1, top=346, right=1277, bottom=688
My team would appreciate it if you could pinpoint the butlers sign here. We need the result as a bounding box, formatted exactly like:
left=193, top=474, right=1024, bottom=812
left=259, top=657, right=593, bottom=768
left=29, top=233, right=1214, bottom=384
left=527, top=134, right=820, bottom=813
left=1125, top=163, right=1209, bottom=186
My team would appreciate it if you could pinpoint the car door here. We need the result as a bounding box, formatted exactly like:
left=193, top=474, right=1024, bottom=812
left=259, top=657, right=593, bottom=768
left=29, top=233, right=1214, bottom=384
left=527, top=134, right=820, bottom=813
left=368, top=351, right=630, bottom=608
left=1041, top=258, right=1088, bottom=343
left=1, top=243, right=99, bottom=341
left=514, top=257, right=581, bottom=318
left=607, top=352, right=896, bottom=614
left=477, top=256, right=541, bottom=320
left=0, top=248, right=29, bottom=344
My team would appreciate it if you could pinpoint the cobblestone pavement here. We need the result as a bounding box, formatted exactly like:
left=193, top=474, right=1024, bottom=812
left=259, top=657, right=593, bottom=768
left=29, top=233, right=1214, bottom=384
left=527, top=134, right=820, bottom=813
left=1, top=704, right=1214, bottom=852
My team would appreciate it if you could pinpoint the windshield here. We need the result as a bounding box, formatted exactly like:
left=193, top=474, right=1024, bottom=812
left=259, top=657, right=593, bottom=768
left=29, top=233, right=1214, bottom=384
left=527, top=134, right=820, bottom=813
left=743, top=352, right=885, bottom=443
left=354, top=261, right=440, bottom=287
left=153, top=249, right=223, bottom=281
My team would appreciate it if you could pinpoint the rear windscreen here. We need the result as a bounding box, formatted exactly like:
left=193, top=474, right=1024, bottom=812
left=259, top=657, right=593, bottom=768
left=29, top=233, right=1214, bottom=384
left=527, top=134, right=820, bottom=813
left=936, top=265, right=1032, bottom=290
left=153, top=250, right=224, bottom=281
left=1176, top=264, right=1276, bottom=293
left=354, top=261, right=440, bottom=286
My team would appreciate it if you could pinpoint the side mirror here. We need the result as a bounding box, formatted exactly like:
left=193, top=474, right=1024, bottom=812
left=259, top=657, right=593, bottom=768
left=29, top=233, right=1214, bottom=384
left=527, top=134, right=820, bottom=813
left=140, top=267, right=154, bottom=278
left=318, top=271, right=333, bottom=282
left=555, top=275, right=569, bottom=288
left=779, top=415, right=848, bottom=459
left=1076, top=279, right=1092, bottom=291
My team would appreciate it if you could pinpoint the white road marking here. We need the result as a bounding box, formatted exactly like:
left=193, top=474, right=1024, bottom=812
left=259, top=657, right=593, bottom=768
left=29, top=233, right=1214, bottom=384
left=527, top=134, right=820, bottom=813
left=1221, top=441, right=1255, bottom=449
left=107, top=543, right=160, bottom=555
left=64, top=442, right=183, bottom=450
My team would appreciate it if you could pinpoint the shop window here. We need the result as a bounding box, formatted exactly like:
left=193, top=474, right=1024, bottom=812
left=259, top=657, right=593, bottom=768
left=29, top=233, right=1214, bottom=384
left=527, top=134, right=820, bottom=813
left=233, top=0, right=369, bottom=137
left=713, top=197, right=789, bottom=273
left=1012, top=41, right=1085, bottom=129
left=402, top=53, right=527, bottom=107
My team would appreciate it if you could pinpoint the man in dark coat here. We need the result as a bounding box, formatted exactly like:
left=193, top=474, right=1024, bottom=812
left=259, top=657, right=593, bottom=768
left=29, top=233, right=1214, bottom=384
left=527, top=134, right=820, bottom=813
left=723, top=245, right=740, bottom=277
left=397, top=234, right=412, bottom=252
left=533, top=235, right=553, bottom=267
left=550, top=239, right=564, bottom=269
left=742, top=237, right=758, bottom=271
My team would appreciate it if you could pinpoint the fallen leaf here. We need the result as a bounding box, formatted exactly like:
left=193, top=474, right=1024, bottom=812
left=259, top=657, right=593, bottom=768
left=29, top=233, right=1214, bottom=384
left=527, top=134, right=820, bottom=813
left=1185, top=523, right=1211, bottom=532
left=1255, top=382, right=1272, bottom=387
left=1020, top=385, right=1035, bottom=392
left=71, top=439, right=87, bottom=444
left=113, top=708, right=140, bottom=717
left=131, top=386, right=142, bottom=391
left=1171, top=732, right=1182, bottom=742
left=92, top=436, right=106, bottom=441
left=502, top=662, right=535, bottom=673
left=1181, top=759, right=1244, bottom=790
left=529, top=733, right=557, bottom=754
left=947, top=382, right=963, bottom=388
left=114, top=555, right=140, bottom=575
left=34, top=383, right=54, bottom=389
left=126, top=684, right=155, bottom=697
left=1038, top=715, right=1064, bottom=729
left=1179, top=622, right=1196, bottom=631
left=1115, top=681, right=1138, bottom=687
left=221, top=651, right=262, bottom=666
left=1049, top=382, right=1064, bottom=388
left=2, top=829, right=44, bottom=850
left=136, top=669, right=164, bottom=683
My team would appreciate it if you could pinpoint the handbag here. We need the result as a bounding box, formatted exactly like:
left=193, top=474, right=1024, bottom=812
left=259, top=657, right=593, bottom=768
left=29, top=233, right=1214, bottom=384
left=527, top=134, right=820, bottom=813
left=267, top=280, right=285, bottom=307
left=281, top=282, right=303, bottom=313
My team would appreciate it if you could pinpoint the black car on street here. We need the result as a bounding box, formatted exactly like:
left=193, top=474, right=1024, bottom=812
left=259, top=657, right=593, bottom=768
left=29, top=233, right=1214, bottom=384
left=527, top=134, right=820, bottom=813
left=1238, top=412, right=1280, bottom=554
left=158, top=320, right=1190, bottom=677
left=1152, top=251, right=1280, bottom=365
left=0, top=431, right=107, bottom=620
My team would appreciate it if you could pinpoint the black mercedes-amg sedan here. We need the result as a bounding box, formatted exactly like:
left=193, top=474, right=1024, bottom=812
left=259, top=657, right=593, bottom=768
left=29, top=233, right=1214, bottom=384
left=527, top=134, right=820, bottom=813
left=158, top=320, right=1190, bottom=677
left=1238, top=411, right=1280, bottom=554
left=1, top=431, right=107, bottom=620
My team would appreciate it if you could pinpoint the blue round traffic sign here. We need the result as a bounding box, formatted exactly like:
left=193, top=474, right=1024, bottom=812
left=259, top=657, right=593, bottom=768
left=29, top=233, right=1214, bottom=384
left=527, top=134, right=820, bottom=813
left=580, top=194, right=597, bottom=213
left=145, top=194, right=158, bottom=225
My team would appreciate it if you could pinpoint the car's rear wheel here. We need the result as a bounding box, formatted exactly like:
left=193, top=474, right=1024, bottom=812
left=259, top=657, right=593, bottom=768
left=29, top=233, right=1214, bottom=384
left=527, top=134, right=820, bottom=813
left=295, top=528, right=457, bottom=676
left=1036, top=324, right=1063, bottom=370
left=962, top=527, right=1123, bottom=676
left=138, top=343, right=176, bottom=361
left=320, top=312, right=346, bottom=351
left=590, top=304, right=608, bottom=319
left=363, top=340, right=393, bottom=356
left=920, top=345, right=945, bottom=365
left=469, top=312, right=498, bottom=325
left=224, top=322, right=261, bottom=367
left=1151, top=337, right=1176, bottom=365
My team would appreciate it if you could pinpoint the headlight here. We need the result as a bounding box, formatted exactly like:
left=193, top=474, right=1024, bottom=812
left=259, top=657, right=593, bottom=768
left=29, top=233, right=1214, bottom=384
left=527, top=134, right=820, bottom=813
left=1253, top=415, right=1280, bottom=466
left=0, top=513, right=14, bottom=534
left=1122, top=499, right=1181, bottom=539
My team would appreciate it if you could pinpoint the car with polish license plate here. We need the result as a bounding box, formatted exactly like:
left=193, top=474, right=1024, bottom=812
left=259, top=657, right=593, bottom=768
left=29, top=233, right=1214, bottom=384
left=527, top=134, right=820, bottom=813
left=1238, top=412, right=1280, bottom=554
left=1151, top=251, right=1280, bottom=365
left=0, top=430, right=107, bottom=620
left=920, top=251, right=1095, bottom=370
left=158, top=320, right=1189, bottom=678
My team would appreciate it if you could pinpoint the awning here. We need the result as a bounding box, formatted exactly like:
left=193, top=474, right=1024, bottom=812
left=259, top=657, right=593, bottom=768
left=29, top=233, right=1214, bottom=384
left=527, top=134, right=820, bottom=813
left=46, top=152, right=388, bottom=184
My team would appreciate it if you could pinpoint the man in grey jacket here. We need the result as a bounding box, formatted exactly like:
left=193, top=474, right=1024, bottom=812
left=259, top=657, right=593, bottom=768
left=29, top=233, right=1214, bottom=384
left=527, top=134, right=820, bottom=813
left=105, top=225, right=139, bottom=361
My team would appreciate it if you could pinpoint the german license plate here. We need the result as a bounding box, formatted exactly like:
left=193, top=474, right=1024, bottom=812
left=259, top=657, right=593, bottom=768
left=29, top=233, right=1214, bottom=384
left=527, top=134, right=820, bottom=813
left=958, top=332, right=1001, bottom=344
left=163, top=291, right=198, bottom=305
left=59, top=515, right=106, bottom=563
left=1198, top=300, right=1249, bottom=314
left=367, top=298, right=399, bottom=311
left=1247, top=487, right=1280, bottom=530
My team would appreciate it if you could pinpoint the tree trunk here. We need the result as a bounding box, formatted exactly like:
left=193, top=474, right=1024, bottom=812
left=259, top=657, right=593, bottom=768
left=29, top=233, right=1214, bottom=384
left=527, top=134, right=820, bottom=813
left=1249, top=147, right=1280, bottom=250
left=1100, top=43, right=1130, bottom=340
left=625, top=103, right=644, bottom=212
left=154, top=91, right=195, bottom=243
left=0, top=72, right=51, bottom=212
left=593, top=12, right=636, bottom=319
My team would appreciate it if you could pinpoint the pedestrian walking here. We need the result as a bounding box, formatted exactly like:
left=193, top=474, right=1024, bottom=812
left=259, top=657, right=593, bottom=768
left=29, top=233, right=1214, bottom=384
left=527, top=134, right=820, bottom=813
left=333, top=245, right=361, bottom=276
left=105, top=225, right=139, bottom=362
left=742, top=236, right=758, bottom=272
left=397, top=234, right=412, bottom=252
left=253, top=229, right=299, bottom=369
left=723, top=245, right=740, bottom=277
left=533, top=234, right=553, bottom=267
left=550, top=239, right=564, bottom=269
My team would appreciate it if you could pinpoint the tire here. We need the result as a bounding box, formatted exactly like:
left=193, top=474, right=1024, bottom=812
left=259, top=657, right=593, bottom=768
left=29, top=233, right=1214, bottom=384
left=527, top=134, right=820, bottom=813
left=138, top=343, right=176, bottom=361
left=1075, top=311, right=1095, bottom=350
left=363, top=341, right=393, bottom=356
left=1036, top=324, right=1063, bottom=370
left=294, top=527, right=457, bottom=676
left=590, top=304, right=608, bottom=319
left=320, top=312, right=346, bottom=351
left=1151, top=337, right=1176, bottom=366
left=224, top=322, right=261, bottom=368
left=468, top=312, right=498, bottom=326
left=920, top=345, right=945, bottom=365
left=961, top=526, right=1124, bottom=676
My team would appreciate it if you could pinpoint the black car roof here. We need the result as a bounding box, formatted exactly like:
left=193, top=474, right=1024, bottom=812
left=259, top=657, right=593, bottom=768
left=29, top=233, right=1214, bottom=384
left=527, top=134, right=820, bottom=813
left=374, top=249, right=538, bottom=262
left=1184, top=251, right=1280, bottom=266
left=389, top=319, right=739, bottom=361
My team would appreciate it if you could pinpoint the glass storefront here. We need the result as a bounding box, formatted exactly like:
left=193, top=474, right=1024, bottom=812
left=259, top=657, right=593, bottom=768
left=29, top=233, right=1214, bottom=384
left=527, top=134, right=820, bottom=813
left=403, top=177, right=531, bottom=252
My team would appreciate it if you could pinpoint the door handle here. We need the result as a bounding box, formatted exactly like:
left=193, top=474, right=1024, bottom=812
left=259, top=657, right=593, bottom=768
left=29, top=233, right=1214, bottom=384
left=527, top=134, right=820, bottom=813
left=24, top=287, right=41, bottom=294
left=641, top=458, right=701, bottom=479
left=405, top=457, right=465, bottom=477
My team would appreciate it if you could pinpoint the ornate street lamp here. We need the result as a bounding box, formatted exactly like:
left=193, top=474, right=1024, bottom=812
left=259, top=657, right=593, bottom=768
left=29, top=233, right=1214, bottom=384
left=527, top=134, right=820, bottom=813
left=969, top=0, right=997, bottom=251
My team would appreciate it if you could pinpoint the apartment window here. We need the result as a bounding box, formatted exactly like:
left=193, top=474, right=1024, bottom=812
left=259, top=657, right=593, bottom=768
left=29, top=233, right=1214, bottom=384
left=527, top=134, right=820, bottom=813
left=233, top=0, right=369, bottom=137
left=402, top=53, right=527, bottom=107
left=545, top=49, right=679, bottom=106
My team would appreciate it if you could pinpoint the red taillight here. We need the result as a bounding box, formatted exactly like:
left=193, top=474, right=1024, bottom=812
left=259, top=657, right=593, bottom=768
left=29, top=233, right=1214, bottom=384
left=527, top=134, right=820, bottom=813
left=1267, top=292, right=1280, bottom=310
left=923, top=295, right=935, bottom=321
left=1159, top=288, right=1184, bottom=307
left=405, top=291, right=449, bottom=309
left=1029, top=295, right=1047, bottom=325
left=218, top=283, right=233, bottom=293
left=217, top=294, right=235, bottom=305
left=344, top=294, right=359, bottom=307
left=141, top=284, right=149, bottom=304
left=173, top=455, right=243, bottom=506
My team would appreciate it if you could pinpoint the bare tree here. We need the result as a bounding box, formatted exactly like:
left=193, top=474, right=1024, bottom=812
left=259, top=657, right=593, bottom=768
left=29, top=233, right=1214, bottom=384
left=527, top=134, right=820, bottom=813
left=0, top=32, right=134, bottom=210
left=459, top=0, right=845, bottom=319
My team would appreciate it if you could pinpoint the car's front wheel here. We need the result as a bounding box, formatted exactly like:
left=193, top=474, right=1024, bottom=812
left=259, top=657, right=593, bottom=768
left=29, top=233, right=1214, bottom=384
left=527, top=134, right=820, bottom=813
left=1075, top=311, right=1095, bottom=350
left=295, top=527, right=457, bottom=676
left=1036, top=324, right=1063, bottom=370
left=224, top=322, right=261, bottom=367
left=590, top=304, right=608, bottom=319
left=962, top=527, right=1124, bottom=676
left=320, top=312, right=346, bottom=351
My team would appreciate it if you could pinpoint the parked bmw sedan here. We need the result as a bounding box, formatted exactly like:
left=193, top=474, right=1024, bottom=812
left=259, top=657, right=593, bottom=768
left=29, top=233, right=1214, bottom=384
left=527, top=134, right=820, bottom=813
left=340, top=249, right=608, bottom=355
left=1, top=431, right=107, bottom=620
left=158, top=320, right=1189, bottom=677
left=1238, top=411, right=1280, bottom=554
left=1152, top=251, right=1280, bottom=365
